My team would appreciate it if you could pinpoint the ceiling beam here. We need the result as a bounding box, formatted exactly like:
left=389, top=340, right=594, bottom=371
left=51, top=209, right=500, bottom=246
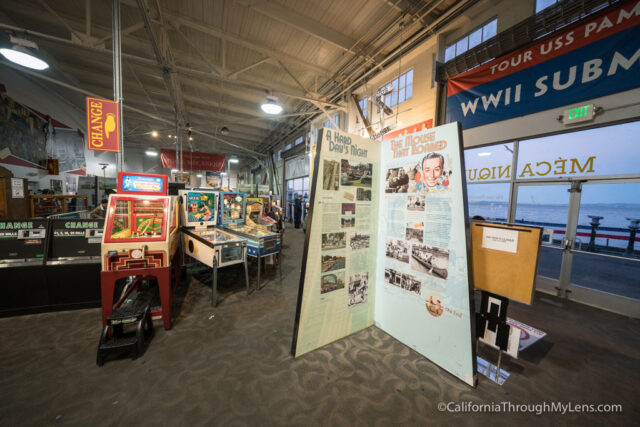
left=167, top=12, right=333, bottom=78
left=136, top=0, right=188, bottom=126
left=237, top=0, right=358, bottom=53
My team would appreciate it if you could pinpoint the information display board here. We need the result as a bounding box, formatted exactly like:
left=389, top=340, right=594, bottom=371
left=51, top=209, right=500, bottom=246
left=292, top=129, right=380, bottom=356
left=181, top=190, right=218, bottom=226
left=472, top=222, right=543, bottom=304
left=293, top=123, right=476, bottom=386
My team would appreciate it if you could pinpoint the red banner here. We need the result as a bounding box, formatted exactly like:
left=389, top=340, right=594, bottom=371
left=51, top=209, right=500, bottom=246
left=383, top=119, right=433, bottom=140
left=86, top=97, right=120, bottom=152
left=160, top=150, right=226, bottom=172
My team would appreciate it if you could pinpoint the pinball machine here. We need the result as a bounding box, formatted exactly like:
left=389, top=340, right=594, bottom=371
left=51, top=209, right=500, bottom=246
left=220, top=193, right=281, bottom=289
left=179, top=189, right=249, bottom=306
left=100, top=172, right=181, bottom=330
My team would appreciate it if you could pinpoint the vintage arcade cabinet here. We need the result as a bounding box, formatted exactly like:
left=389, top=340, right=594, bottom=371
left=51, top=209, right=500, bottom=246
left=179, top=189, right=249, bottom=306
left=245, top=197, right=278, bottom=231
left=221, top=193, right=280, bottom=289
left=100, top=172, right=181, bottom=330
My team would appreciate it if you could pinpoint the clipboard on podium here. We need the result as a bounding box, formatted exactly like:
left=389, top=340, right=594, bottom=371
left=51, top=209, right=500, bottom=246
left=471, top=221, right=543, bottom=305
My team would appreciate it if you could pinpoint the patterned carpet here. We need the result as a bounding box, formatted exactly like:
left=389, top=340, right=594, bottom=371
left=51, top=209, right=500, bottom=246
left=0, top=225, right=638, bottom=426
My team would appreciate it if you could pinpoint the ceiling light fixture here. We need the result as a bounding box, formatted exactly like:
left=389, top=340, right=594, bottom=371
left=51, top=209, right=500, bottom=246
left=0, top=36, right=49, bottom=70
left=145, top=150, right=158, bottom=156
left=477, top=152, right=492, bottom=157
left=196, top=174, right=203, bottom=178
left=261, top=96, right=282, bottom=115
left=220, top=126, right=230, bottom=135
left=151, top=130, right=158, bottom=138
left=228, top=158, right=239, bottom=164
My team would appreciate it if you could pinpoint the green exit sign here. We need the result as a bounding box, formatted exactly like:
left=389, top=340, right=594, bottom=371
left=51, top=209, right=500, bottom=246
left=561, top=104, right=596, bottom=124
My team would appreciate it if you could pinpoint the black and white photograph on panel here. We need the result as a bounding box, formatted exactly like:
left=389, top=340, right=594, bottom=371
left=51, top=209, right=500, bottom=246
left=321, top=271, right=345, bottom=294
left=405, top=227, right=423, bottom=244
left=411, top=243, right=450, bottom=279
left=385, top=165, right=417, bottom=193
left=385, top=238, right=410, bottom=263
left=322, top=232, right=346, bottom=250
left=341, top=159, right=373, bottom=187
left=341, top=203, right=356, bottom=215
left=385, top=267, right=402, bottom=287
left=400, top=273, right=422, bottom=295
left=321, top=253, right=346, bottom=273
left=341, top=217, right=355, bottom=228
left=323, top=159, right=340, bottom=190
left=356, top=187, right=372, bottom=201
left=348, top=272, right=368, bottom=307
left=407, top=195, right=425, bottom=211
left=349, top=232, right=370, bottom=250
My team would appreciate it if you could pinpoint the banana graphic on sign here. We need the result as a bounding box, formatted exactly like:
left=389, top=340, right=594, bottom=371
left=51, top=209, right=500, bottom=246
left=105, top=113, right=116, bottom=139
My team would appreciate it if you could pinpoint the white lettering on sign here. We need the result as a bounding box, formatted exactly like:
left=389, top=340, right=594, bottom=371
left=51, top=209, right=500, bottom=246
left=481, top=227, right=519, bottom=253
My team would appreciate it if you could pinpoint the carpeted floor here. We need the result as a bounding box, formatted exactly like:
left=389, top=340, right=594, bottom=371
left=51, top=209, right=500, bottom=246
left=0, top=225, right=638, bottom=426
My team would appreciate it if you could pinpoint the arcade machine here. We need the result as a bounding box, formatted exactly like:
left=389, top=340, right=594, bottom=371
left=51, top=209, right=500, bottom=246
left=100, top=172, right=181, bottom=330
left=179, top=189, right=249, bottom=306
left=245, top=197, right=278, bottom=231
left=45, top=219, right=104, bottom=310
left=220, top=192, right=281, bottom=289
left=0, top=219, right=48, bottom=317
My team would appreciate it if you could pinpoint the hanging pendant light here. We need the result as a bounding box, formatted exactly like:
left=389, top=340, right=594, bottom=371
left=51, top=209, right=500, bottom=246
left=0, top=36, right=49, bottom=70
left=261, top=96, right=283, bottom=114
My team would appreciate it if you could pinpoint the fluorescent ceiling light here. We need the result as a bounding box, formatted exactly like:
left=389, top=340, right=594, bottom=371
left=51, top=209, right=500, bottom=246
left=196, top=174, right=202, bottom=178
left=261, top=96, right=282, bottom=115
left=0, top=46, right=49, bottom=70
left=145, top=150, right=158, bottom=156
left=228, top=158, right=239, bottom=163
left=477, top=152, right=491, bottom=156
left=220, top=172, right=227, bottom=176
left=171, top=169, right=178, bottom=173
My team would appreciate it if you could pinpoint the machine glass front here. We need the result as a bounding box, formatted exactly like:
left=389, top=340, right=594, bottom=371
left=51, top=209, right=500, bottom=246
left=104, top=196, right=169, bottom=243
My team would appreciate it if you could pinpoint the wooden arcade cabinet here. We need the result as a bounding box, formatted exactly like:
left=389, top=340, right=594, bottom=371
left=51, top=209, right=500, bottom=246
left=100, top=172, right=181, bottom=330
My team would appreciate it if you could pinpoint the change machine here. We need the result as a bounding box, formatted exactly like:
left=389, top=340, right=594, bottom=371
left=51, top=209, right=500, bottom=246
left=179, top=189, right=249, bottom=306
left=101, top=172, right=181, bottom=329
left=45, top=219, right=104, bottom=310
left=0, top=219, right=48, bottom=316
left=221, top=194, right=281, bottom=289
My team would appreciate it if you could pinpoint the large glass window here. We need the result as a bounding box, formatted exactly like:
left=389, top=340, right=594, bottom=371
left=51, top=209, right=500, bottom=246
left=445, top=19, right=497, bottom=62
left=516, top=122, right=640, bottom=180
left=467, top=183, right=510, bottom=221
left=464, top=143, right=514, bottom=183
left=358, top=97, right=370, bottom=120
left=379, top=69, right=413, bottom=108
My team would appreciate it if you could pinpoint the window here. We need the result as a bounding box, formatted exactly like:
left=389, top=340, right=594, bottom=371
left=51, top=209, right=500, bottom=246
left=357, top=97, right=369, bottom=120
left=294, top=136, right=304, bottom=146
left=379, top=69, right=413, bottom=108
left=536, top=0, right=557, bottom=13
left=284, top=143, right=292, bottom=151
left=444, top=18, right=497, bottom=62
left=277, top=149, right=282, bottom=161
left=323, top=114, right=339, bottom=130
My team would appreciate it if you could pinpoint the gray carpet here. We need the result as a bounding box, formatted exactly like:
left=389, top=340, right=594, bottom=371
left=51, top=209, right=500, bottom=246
left=0, top=225, right=638, bottom=426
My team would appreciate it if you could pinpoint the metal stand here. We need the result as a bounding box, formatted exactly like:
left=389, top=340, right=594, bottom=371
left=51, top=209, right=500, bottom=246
left=212, top=255, right=218, bottom=307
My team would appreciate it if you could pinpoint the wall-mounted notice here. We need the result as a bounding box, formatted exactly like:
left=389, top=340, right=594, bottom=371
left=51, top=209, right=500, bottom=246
left=292, top=129, right=380, bottom=357
left=376, top=121, right=475, bottom=386
left=11, top=178, right=24, bottom=198
left=482, top=226, right=518, bottom=253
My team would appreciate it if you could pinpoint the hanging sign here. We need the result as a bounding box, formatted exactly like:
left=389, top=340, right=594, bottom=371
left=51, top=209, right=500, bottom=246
left=86, top=97, right=120, bottom=152
left=160, top=150, right=225, bottom=172
left=446, top=1, right=640, bottom=129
